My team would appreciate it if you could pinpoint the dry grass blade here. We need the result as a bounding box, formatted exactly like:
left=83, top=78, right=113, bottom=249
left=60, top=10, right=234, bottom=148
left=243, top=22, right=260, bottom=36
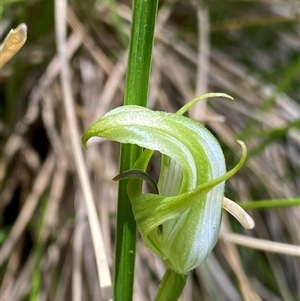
left=221, top=219, right=263, bottom=301
left=0, top=153, right=55, bottom=264
left=73, top=194, right=85, bottom=301
left=191, top=1, right=210, bottom=121
left=220, top=231, right=300, bottom=257
left=67, top=7, right=112, bottom=74
left=54, top=0, right=112, bottom=299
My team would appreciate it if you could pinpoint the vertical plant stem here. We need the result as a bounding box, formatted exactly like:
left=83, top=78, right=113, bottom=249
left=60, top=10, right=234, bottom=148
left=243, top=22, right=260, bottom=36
left=154, top=269, right=188, bottom=301
left=114, top=0, right=159, bottom=300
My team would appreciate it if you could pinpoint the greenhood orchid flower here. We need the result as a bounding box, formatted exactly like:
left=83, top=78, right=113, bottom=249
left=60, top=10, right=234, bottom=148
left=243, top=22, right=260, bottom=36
left=82, top=93, right=250, bottom=275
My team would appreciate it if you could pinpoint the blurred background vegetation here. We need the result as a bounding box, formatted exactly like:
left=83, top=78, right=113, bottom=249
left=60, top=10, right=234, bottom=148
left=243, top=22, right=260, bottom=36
left=0, top=0, right=299, bottom=300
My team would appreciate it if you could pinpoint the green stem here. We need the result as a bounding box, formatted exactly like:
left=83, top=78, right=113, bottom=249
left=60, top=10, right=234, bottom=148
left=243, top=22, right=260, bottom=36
left=29, top=193, right=48, bottom=301
left=154, top=269, right=188, bottom=301
left=237, top=197, right=300, bottom=210
left=114, top=1, right=159, bottom=300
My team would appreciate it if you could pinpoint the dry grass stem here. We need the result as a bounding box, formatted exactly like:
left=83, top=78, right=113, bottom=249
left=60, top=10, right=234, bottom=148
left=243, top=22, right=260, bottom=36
left=191, top=2, right=210, bottom=121
left=0, top=153, right=55, bottom=263
left=54, top=0, right=112, bottom=299
left=220, top=230, right=300, bottom=257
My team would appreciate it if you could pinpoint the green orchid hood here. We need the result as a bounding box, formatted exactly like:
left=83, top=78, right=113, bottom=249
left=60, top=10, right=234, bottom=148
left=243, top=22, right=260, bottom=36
left=82, top=94, right=246, bottom=274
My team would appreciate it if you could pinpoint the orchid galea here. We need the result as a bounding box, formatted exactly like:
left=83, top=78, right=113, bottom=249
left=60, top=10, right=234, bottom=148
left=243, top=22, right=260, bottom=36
left=82, top=93, right=254, bottom=275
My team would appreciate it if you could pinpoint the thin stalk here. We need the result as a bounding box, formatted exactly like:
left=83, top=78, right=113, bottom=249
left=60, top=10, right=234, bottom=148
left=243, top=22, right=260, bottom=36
left=237, top=197, right=300, bottom=210
left=29, top=194, right=48, bottom=301
left=114, top=0, right=159, bottom=300
left=154, top=269, right=188, bottom=301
